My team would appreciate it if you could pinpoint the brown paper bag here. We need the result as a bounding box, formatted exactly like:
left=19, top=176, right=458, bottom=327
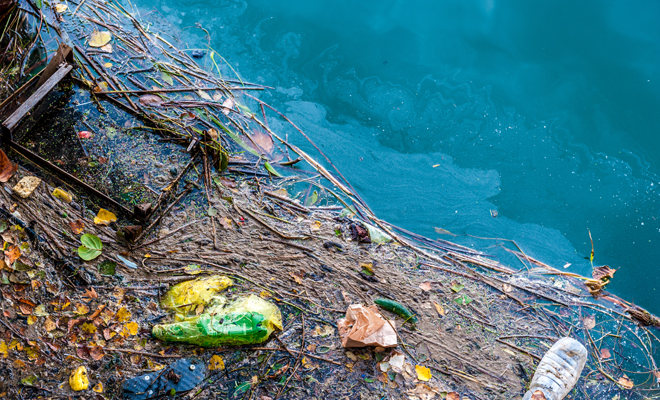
left=337, top=304, right=397, bottom=348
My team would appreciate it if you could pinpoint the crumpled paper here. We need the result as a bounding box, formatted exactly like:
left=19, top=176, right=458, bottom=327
left=337, top=304, right=397, bottom=348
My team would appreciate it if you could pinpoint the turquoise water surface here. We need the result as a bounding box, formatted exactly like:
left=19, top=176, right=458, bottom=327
left=136, top=0, right=660, bottom=312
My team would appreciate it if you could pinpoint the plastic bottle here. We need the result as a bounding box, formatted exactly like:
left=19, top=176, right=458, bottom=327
left=522, top=337, right=587, bottom=400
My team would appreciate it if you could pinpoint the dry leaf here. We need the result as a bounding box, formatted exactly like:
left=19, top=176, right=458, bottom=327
left=139, top=94, right=164, bottom=107
left=251, top=131, right=274, bottom=154
left=618, top=374, right=634, bottom=389
left=415, top=365, right=432, bottom=381
left=69, top=220, right=84, bottom=234
left=44, top=317, right=56, bottom=332
left=290, top=271, right=304, bottom=285
left=4, top=245, right=20, bottom=265
left=433, top=302, right=445, bottom=317
left=115, top=307, right=131, bottom=322
left=197, top=90, right=212, bottom=101
left=406, top=383, right=439, bottom=400
left=100, top=43, right=113, bottom=53
left=27, top=315, right=37, bottom=325
left=74, top=303, right=90, bottom=316
left=123, top=322, right=139, bottom=336
left=592, top=265, right=617, bottom=281
left=221, top=98, right=234, bottom=115
left=54, top=3, right=68, bottom=12
left=0, top=149, right=17, bottom=182
left=208, top=354, right=225, bottom=371
left=419, top=282, right=432, bottom=291
left=600, top=348, right=611, bottom=359
left=310, top=220, right=322, bottom=231
left=89, top=31, right=112, bottom=47
left=446, top=393, right=460, bottom=400
left=502, top=284, right=512, bottom=293
left=93, top=382, right=104, bottom=393
left=94, top=208, right=117, bottom=225
left=583, top=315, right=596, bottom=330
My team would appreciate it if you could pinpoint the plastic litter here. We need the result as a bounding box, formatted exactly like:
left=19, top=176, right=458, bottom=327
left=337, top=304, right=397, bottom=348
left=122, top=358, right=206, bottom=400
left=161, top=275, right=233, bottom=320
left=69, top=365, right=89, bottom=391
left=522, top=337, right=587, bottom=400
left=153, top=294, right=282, bottom=347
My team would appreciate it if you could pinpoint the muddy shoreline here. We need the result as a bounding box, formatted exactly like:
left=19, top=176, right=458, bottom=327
left=0, top=1, right=658, bottom=399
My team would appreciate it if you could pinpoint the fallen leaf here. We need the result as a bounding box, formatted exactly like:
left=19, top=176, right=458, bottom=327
left=290, top=271, right=304, bottom=285
left=583, top=315, right=596, bottom=330
left=89, top=31, right=112, bottom=48
left=450, top=283, right=464, bottom=293
left=81, top=322, right=97, bottom=334
left=27, top=315, right=37, bottom=325
left=197, top=90, right=212, bottom=100
left=446, top=393, right=460, bottom=400
left=406, top=383, right=439, bottom=400
left=208, top=354, right=225, bottom=371
left=433, top=302, right=445, bottom=316
left=78, top=131, right=92, bottom=139
left=502, top=284, right=512, bottom=293
left=115, top=307, right=131, bottom=323
left=69, top=220, right=84, bottom=234
left=78, top=233, right=102, bottom=261
left=618, top=374, right=634, bottom=389
left=0, top=149, right=17, bottom=182
left=601, top=348, right=611, bottom=359
left=251, top=131, right=274, bottom=154
left=44, top=317, right=56, bottom=332
left=454, top=294, right=473, bottom=306
left=100, top=43, right=112, bottom=53
left=52, top=188, right=72, bottom=203
left=94, top=208, right=117, bottom=225
left=54, top=3, right=67, bottom=12
left=123, top=321, right=139, bottom=336
left=4, top=245, right=20, bottom=265
left=415, top=365, right=432, bottom=381
left=592, top=265, right=617, bottom=281
left=93, top=382, right=104, bottom=393
left=221, top=98, right=234, bottom=115
left=104, top=62, right=112, bottom=68
left=138, top=94, right=164, bottom=107
left=310, top=220, right=322, bottom=231
left=74, top=303, right=90, bottom=316
left=419, top=282, right=432, bottom=291
left=83, top=287, right=98, bottom=300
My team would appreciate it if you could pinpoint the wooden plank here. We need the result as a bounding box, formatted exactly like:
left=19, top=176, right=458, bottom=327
left=35, top=43, right=73, bottom=88
left=1, top=63, right=73, bottom=136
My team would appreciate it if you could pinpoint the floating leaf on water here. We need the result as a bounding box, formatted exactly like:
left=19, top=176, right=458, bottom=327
left=251, top=131, right=274, bottom=154
left=454, top=294, right=472, bottom=305
left=0, top=149, right=17, bottom=182
left=106, top=126, right=117, bottom=139
left=104, top=62, right=112, bottom=68
left=98, top=261, right=116, bottom=276
left=592, top=265, right=616, bottom=281
left=601, top=348, right=611, bottom=359
left=618, top=374, right=634, bottom=389
left=433, top=227, right=456, bottom=236
left=197, top=90, right=212, bottom=101
left=116, top=254, right=137, bottom=269
left=78, top=131, right=92, bottom=139
left=161, top=71, right=174, bottom=85
left=78, top=234, right=102, bottom=261
left=583, top=315, right=596, bottom=330
left=94, top=208, right=117, bottom=225
left=221, top=98, right=234, bottom=115
left=139, top=94, right=164, bottom=107
left=305, top=190, right=318, bottom=206
left=264, top=162, right=282, bottom=177
left=100, top=43, right=113, bottom=53
left=89, top=31, right=112, bottom=48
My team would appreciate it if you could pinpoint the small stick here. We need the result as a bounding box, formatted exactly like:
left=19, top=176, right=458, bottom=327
left=275, top=315, right=305, bottom=400
left=104, top=347, right=182, bottom=359
left=133, top=219, right=200, bottom=250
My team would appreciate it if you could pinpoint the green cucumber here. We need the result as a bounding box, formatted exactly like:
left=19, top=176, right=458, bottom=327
left=374, top=298, right=418, bottom=324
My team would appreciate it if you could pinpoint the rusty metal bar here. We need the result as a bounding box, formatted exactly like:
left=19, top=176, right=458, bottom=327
left=8, top=140, right=133, bottom=216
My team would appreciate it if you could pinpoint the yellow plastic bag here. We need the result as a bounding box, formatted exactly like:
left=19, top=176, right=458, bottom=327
left=69, top=366, right=89, bottom=391
left=161, top=275, right=233, bottom=320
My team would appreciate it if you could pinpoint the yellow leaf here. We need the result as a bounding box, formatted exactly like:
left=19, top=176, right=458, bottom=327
left=104, top=62, right=112, bottom=68
left=27, top=315, right=37, bottom=325
left=54, top=3, right=68, bottom=12
left=93, top=382, right=103, bottom=393
left=310, top=221, right=322, bottom=231
left=75, top=303, right=90, bottom=316
left=26, top=346, right=38, bottom=360
left=52, top=188, right=72, bottom=203
left=0, top=341, right=7, bottom=358
left=81, top=322, right=97, bottom=334
left=100, top=43, right=113, bottom=53
left=208, top=354, right=225, bottom=371
left=94, top=208, right=117, bottom=225
left=197, top=90, right=212, bottom=101
left=89, top=31, right=112, bottom=48
left=115, top=307, right=131, bottom=322
left=124, top=321, right=139, bottom=336
left=69, top=366, right=89, bottom=391
left=433, top=302, right=445, bottom=316
left=415, top=365, right=432, bottom=381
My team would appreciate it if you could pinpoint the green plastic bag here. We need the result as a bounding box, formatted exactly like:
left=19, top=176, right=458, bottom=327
left=153, top=295, right=282, bottom=347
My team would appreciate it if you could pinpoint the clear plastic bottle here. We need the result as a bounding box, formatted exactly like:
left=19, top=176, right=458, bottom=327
left=522, top=337, right=587, bottom=400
